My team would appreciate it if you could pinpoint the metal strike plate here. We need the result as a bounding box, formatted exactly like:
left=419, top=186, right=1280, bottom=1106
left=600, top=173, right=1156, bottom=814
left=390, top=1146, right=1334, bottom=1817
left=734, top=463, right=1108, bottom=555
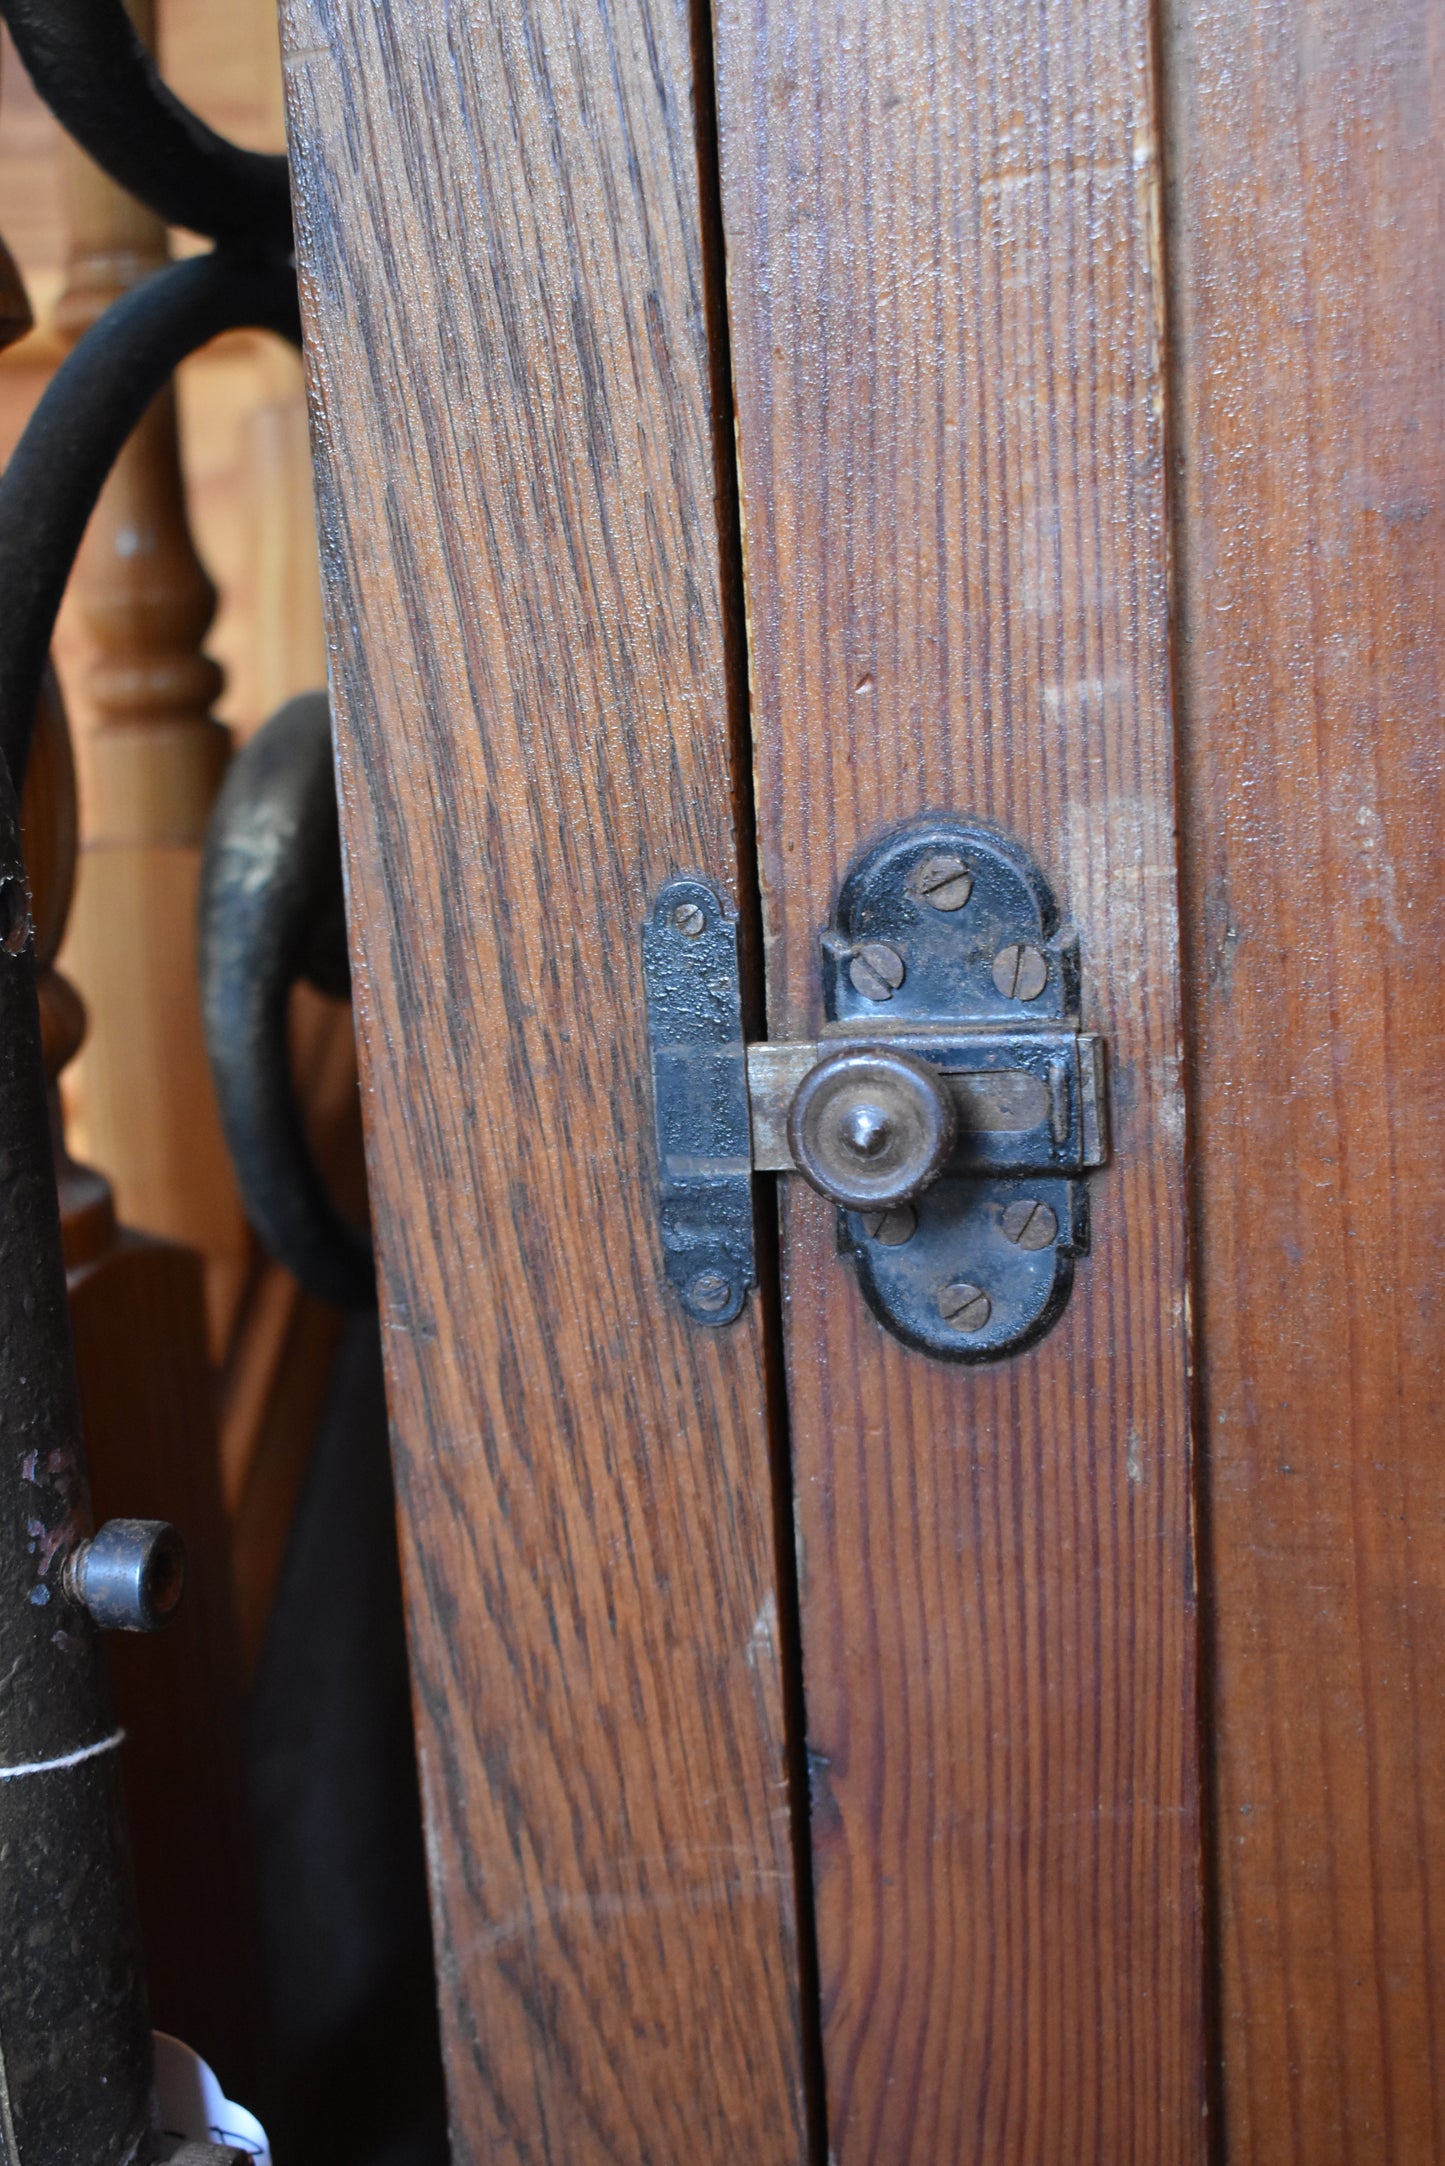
left=641, top=879, right=756, bottom=1324
left=642, top=819, right=1109, bottom=1360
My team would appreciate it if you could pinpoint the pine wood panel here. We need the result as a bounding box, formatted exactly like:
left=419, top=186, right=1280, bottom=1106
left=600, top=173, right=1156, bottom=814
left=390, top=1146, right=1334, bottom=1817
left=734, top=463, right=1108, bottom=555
left=713, top=5, right=1205, bottom=2158
left=279, top=2, right=806, bottom=2158
left=1164, top=0, right=1445, bottom=2155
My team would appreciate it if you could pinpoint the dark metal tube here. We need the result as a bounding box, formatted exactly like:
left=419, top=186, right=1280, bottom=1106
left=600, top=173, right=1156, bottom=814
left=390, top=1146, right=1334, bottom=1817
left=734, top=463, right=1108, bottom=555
left=0, top=752, right=154, bottom=2165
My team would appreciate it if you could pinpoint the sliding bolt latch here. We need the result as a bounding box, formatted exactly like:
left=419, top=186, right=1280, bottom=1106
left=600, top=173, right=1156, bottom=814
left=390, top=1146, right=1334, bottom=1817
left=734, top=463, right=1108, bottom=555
left=643, top=818, right=1109, bottom=1361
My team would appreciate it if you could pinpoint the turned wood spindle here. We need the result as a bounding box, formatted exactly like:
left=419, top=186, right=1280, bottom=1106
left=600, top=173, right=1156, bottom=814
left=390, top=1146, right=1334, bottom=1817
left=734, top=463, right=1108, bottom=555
left=56, top=0, right=248, bottom=1350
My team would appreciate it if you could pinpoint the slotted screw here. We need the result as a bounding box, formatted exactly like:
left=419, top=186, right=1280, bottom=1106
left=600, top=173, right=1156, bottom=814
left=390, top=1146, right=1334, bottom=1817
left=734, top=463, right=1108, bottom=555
left=939, top=1280, right=992, bottom=1333
left=860, top=1204, right=917, bottom=1247
left=1002, top=1197, right=1058, bottom=1251
left=849, top=941, right=906, bottom=1001
left=687, top=1268, right=732, bottom=1314
left=913, top=853, right=974, bottom=912
left=992, top=941, right=1048, bottom=1001
left=672, top=900, right=706, bottom=939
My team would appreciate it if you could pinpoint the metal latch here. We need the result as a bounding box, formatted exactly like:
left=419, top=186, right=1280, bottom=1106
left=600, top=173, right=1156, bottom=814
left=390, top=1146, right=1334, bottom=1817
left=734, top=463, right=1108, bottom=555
left=642, top=818, right=1108, bottom=1361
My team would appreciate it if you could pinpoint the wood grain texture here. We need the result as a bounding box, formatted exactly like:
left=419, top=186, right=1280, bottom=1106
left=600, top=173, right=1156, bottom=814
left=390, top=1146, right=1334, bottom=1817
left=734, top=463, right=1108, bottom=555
left=1164, top=0, right=1445, bottom=2156
left=713, top=5, right=1205, bottom=2158
left=279, top=2, right=805, bottom=2157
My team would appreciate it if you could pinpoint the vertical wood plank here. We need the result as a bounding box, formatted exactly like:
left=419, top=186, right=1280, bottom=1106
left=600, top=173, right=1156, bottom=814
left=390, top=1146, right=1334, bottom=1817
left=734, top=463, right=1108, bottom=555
left=1164, top=0, right=1445, bottom=2154
left=713, top=4, right=1206, bottom=2158
left=278, top=3, right=806, bottom=2156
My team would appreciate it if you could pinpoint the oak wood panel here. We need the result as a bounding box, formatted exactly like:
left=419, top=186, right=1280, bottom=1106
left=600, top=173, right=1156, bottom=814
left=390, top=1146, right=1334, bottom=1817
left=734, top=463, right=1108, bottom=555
left=1164, top=1, right=1445, bottom=2155
left=713, top=5, right=1205, bottom=2158
left=279, top=2, right=806, bottom=2157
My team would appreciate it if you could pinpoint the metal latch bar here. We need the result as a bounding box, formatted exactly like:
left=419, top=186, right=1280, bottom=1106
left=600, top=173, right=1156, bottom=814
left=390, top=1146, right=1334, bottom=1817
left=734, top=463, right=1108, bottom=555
left=643, top=818, right=1111, bottom=1360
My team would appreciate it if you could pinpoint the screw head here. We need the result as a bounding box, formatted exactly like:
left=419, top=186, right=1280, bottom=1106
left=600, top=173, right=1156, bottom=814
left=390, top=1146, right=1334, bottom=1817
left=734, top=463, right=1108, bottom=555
left=860, top=1203, right=918, bottom=1246
left=992, top=941, right=1049, bottom=1001
left=849, top=941, right=906, bottom=1001
left=1001, top=1197, right=1059, bottom=1250
left=686, top=1268, right=733, bottom=1315
left=938, top=1280, right=992, bottom=1333
left=913, top=852, right=974, bottom=912
left=672, top=900, right=707, bottom=939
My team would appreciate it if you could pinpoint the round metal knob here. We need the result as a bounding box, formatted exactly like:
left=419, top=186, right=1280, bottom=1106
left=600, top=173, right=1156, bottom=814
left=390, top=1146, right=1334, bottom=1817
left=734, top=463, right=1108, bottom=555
left=786, top=1047, right=956, bottom=1211
left=67, top=1518, right=187, bottom=1633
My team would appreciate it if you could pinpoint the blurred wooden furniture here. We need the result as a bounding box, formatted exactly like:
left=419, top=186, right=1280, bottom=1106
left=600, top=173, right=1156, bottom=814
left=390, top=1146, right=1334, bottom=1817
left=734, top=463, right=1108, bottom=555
left=0, top=0, right=357, bottom=1670
left=54, top=0, right=248, bottom=1348
left=20, top=670, right=258, bottom=2089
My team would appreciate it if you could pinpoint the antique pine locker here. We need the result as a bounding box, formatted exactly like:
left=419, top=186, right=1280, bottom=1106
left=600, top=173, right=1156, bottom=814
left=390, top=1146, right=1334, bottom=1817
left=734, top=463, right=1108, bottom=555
left=274, top=0, right=1442, bottom=2160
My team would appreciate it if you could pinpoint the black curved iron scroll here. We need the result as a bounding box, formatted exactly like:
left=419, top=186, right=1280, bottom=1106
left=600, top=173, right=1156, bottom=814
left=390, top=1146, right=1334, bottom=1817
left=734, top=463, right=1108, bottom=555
left=0, top=251, right=300, bottom=790
left=200, top=693, right=375, bottom=1311
left=0, top=0, right=364, bottom=1311
left=2, top=0, right=292, bottom=250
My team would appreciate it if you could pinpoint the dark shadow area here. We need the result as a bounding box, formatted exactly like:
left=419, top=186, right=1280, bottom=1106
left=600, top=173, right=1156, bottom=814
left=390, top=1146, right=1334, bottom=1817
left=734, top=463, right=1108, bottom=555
left=248, top=1313, right=449, bottom=2166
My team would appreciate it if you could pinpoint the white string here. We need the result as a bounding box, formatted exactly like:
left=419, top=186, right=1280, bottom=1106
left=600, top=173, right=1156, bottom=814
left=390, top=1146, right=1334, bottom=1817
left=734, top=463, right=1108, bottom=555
left=0, top=1727, right=125, bottom=1782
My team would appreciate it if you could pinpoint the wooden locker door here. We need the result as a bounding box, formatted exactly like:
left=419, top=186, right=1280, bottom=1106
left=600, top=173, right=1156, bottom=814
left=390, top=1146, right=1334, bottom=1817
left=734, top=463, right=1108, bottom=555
left=281, top=0, right=1207, bottom=2155
left=278, top=1, right=808, bottom=2157
left=1166, top=0, right=1445, bottom=2154
left=712, top=2, right=1207, bottom=2160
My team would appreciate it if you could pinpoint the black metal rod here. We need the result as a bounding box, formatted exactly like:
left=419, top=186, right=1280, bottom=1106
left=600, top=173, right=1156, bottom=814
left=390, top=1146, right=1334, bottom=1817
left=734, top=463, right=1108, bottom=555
left=0, top=750, right=154, bottom=2166
left=199, top=693, right=375, bottom=1310
left=0, top=249, right=300, bottom=794
left=0, top=0, right=290, bottom=251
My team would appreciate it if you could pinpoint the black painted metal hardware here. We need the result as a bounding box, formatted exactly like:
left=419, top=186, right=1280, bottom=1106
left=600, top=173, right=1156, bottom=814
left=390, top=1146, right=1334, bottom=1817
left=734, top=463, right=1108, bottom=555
left=640, top=880, right=755, bottom=1325
left=643, top=818, right=1109, bottom=1360
left=199, top=692, right=375, bottom=1310
left=0, top=753, right=157, bottom=2166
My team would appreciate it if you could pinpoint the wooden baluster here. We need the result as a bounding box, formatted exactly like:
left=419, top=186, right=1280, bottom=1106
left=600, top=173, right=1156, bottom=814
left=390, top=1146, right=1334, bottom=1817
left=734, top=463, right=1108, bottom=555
left=48, top=9, right=358, bottom=1663
left=0, top=224, right=30, bottom=354
left=21, top=665, right=260, bottom=2092
left=27, top=671, right=113, bottom=1262
left=55, top=0, right=250, bottom=1353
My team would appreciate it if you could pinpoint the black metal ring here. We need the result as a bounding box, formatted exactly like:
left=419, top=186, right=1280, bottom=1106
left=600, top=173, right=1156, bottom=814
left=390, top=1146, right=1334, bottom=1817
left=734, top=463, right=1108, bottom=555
left=199, top=691, right=375, bottom=1311
left=0, top=249, right=300, bottom=793
left=0, top=0, right=292, bottom=250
